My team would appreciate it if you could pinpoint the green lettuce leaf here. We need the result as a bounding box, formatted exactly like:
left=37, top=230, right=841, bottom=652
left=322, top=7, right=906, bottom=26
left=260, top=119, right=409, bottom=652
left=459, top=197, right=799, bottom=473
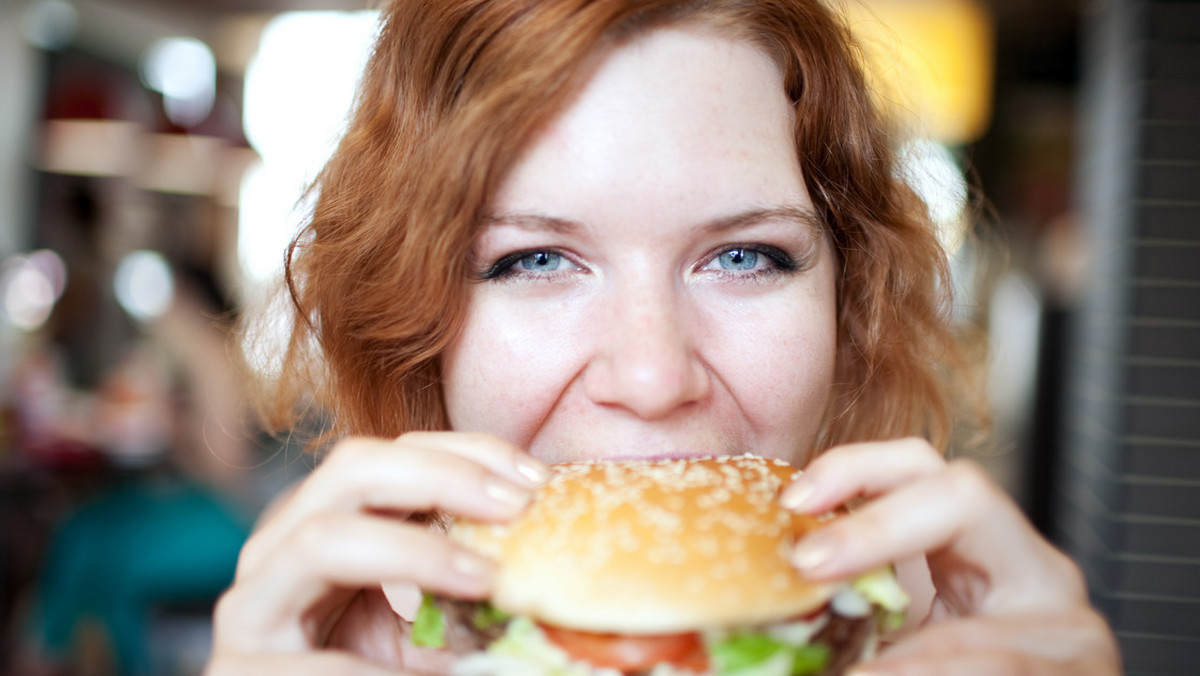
left=787, top=643, right=832, bottom=675
left=411, top=593, right=446, bottom=648
left=709, top=632, right=831, bottom=676
left=472, top=601, right=512, bottom=629
left=710, top=633, right=784, bottom=673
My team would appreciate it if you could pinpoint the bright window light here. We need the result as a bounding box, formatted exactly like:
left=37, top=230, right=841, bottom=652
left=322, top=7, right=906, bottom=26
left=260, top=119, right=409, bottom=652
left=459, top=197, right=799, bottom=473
left=898, top=138, right=969, bottom=253
left=239, top=10, right=380, bottom=289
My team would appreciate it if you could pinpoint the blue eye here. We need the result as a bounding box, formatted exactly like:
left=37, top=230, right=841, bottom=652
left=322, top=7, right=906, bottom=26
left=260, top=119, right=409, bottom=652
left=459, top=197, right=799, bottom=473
left=517, top=251, right=563, bottom=271
left=698, top=245, right=800, bottom=277
left=717, top=248, right=760, bottom=271
left=481, top=249, right=580, bottom=280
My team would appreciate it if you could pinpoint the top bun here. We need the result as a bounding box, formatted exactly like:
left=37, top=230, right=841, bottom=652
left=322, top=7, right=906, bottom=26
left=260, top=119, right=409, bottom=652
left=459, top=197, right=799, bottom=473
left=450, top=454, right=836, bottom=634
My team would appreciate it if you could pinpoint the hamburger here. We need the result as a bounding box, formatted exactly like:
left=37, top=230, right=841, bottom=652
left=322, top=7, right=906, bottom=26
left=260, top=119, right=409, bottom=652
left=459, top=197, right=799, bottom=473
left=412, top=454, right=908, bottom=675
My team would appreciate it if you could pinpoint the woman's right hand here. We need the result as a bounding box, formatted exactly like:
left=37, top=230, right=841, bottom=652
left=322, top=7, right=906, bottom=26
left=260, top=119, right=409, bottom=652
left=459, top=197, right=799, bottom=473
left=204, top=432, right=550, bottom=675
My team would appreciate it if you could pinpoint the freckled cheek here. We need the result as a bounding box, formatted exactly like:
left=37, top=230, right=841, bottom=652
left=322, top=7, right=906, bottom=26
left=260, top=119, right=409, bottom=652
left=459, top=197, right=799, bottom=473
left=443, top=300, right=589, bottom=439
left=702, top=296, right=836, bottom=437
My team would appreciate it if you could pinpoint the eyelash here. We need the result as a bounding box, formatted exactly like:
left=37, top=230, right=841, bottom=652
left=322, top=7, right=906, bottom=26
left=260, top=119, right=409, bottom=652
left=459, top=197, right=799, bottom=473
left=478, top=244, right=805, bottom=281
left=701, top=244, right=801, bottom=277
left=479, top=249, right=577, bottom=280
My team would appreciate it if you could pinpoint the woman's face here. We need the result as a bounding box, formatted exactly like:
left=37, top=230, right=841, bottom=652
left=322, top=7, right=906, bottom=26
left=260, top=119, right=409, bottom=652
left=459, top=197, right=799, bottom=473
left=441, top=25, right=837, bottom=466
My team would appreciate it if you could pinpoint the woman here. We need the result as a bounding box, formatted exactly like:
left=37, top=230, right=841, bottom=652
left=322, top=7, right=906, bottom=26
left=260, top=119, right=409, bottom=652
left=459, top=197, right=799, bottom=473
left=208, top=0, right=1120, bottom=674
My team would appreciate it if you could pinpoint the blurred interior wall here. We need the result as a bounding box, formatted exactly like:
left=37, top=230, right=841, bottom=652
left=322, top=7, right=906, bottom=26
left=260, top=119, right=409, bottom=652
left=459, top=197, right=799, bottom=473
left=0, top=0, right=41, bottom=259
left=1054, top=1, right=1200, bottom=674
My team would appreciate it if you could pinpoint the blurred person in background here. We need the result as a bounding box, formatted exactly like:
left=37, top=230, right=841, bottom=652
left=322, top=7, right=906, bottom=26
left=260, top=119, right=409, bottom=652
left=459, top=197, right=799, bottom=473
left=11, top=266, right=255, bottom=676
left=207, top=0, right=1120, bottom=674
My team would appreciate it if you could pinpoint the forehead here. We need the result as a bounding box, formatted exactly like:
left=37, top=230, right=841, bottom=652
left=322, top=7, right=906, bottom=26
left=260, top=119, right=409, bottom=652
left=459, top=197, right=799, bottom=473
left=493, top=24, right=802, bottom=221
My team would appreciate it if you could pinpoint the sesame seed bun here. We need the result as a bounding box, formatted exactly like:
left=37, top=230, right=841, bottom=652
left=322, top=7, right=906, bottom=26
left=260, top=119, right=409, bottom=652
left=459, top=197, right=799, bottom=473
left=449, top=454, right=837, bottom=634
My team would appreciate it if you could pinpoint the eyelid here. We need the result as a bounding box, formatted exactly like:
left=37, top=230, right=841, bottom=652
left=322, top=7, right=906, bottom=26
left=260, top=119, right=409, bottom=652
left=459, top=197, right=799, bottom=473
left=697, top=243, right=802, bottom=273
left=479, top=247, right=584, bottom=280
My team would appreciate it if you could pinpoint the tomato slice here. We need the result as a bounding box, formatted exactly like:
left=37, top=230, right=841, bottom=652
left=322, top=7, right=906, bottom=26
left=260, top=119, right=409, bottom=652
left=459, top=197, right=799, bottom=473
left=540, top=624, right=710, bottom=674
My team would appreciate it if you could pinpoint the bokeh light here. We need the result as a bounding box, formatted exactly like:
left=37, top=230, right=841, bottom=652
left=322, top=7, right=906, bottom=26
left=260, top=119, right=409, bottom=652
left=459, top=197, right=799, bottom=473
left=113, top=250, right=174, bottom=322
left=1, top=251, right=66, bottom=331
left=22, top=0, right=78, bottom=50
left=140, top=37, right=216, bottom=128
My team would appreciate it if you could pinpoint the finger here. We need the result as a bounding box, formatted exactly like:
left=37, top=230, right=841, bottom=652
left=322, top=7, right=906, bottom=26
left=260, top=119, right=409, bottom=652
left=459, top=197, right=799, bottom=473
left=242, top=440, right=539, bottom=577
left=781, top=438, right=945, bottom=513
left=205, top=651, right=403, bottom=676
left=849, top=649, right=1042, bottom=676
left=792, top=459, right=1014, bottom=577
left=791, top=460, right=1084, bottom=612
left=860, top=612, right=1121, bottom=676
left=217, top=514, right=494, bottom=653
left=302, top=436, right=543, bottom=518
left=397, top=431, right=551, bottom=488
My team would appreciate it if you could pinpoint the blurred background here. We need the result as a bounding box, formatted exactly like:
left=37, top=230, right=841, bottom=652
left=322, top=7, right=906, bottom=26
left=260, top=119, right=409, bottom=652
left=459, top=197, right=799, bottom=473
left=0, top=0, right=1196, bottom=674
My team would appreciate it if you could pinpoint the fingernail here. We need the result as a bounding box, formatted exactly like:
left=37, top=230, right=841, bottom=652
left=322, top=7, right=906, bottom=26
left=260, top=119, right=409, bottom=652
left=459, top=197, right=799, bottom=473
left=451, top=549, right=495, bottom=581
left=484, top=476, right=532, bottom=509
left=792, top=534, right=836, bottom=574
left=514, top=455, right=551, bottom=486
left=780, top=482, right=816, bottom=511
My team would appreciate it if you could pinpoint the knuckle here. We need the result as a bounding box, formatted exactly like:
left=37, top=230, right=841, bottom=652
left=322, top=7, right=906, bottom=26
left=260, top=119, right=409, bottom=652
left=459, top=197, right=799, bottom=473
left=394, top=430, right=423, bottom=443
left=394, top=430, right=440, bottom=448
left=459, top=432, right=520, bottom=466
left=993, top=652, right=1035, bottom=676
left=807, top=442, right=859, bottom=475
left=845, top=505, right=886, bottom=543
left=233, top=538, right=258, bottom=571
left=1077, top=608, right=1113, bottom=640
left=326, top=437, right=375, bottom=467
left=1080, top=613, right=1122, bottom=669
left=1049, top=550, right=1088, bottom=595
left=211, top=587, right=256, bottom=651
left=202, top=656, right=237, bottom=676
left=901, top=436, right=946, bottom=466
left=233, top=535, right=268, bottom=580
left=943, top=459, right=997, bottom=504
left=211, top=589, right=240, bottom=634
left=293, top=514, right=344, bottom=562
left=460, top=431, right=500, bottom=447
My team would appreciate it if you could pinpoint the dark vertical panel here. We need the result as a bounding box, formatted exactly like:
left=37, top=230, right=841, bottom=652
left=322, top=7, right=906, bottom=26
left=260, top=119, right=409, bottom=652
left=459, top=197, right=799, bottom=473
left=1056, top=1, right=1200, bottom=674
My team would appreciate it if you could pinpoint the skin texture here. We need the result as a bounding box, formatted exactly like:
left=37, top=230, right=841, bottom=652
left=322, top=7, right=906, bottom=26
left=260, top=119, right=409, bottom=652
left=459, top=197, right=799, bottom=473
left=440, top=27, right=837, bottom=466
left=206, top=26, right=1120, bottom=676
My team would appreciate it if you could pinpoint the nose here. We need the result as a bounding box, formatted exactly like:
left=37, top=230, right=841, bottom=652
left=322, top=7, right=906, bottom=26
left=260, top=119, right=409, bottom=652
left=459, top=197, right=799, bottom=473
left=582, top=282, right=710, bottom=419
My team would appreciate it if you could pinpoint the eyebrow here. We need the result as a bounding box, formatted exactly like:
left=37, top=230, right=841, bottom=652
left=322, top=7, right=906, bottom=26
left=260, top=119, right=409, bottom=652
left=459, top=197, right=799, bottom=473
left=481, top=212, right=581, bottom=234
left=482, top=203, right=825, bottom=236
left=701, top=204, right=825, bottom=237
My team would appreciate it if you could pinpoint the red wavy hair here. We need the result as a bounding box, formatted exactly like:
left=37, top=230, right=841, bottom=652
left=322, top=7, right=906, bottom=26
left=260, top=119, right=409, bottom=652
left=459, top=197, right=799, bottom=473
left=253, top=0, right=977, bottom=454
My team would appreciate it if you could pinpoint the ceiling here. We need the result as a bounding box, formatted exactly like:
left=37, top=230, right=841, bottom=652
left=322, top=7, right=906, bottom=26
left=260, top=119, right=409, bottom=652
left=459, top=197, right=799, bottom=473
left=131, top=0, right=1075, bottom=23
left=62, top=0, right=1081, bottom=85
left=118, top=0, right=370, bottom=14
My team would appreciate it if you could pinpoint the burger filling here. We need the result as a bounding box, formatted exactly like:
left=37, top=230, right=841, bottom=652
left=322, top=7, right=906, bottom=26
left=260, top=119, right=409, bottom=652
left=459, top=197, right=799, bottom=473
left=412, top=568, right=907, bottom=676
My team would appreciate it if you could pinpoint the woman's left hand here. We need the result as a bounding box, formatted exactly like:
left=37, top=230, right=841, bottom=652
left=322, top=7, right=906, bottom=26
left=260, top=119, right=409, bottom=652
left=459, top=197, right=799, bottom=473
left=782, top=437, right=1121, bottom=675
